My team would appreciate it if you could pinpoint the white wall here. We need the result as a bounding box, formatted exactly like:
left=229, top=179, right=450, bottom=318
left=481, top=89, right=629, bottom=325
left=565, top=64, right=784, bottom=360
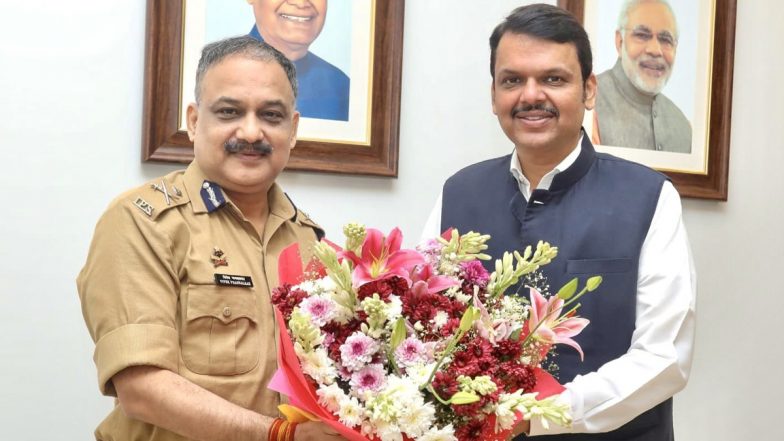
left=0, top=1, right=781, bottom=440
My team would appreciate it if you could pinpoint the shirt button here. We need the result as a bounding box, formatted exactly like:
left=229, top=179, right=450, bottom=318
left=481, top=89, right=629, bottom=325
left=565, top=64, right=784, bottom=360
left=653, top=109, right=658, bottom=117
left=656, top=143, right=663, bottom=151
left=222, top=306, right=232, bottom=317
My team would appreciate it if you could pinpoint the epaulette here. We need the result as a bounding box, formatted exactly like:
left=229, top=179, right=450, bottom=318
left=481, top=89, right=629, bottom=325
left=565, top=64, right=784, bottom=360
left=285, top=193, right=325, bottom=241
left=297, top=211, right=325, bottom=241
left=129, top=174, right=190, bottom=221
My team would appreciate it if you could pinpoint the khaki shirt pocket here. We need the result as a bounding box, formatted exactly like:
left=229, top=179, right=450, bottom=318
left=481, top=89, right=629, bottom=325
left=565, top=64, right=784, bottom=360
left=181, top=284, right=260, bottom=375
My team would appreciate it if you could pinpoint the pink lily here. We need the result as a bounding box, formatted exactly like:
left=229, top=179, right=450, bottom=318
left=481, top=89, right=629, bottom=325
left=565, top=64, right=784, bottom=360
left=339, top=227, right=424, bottom=286
left=410, top=263, right=458, bottom=294
left=473, top=293, right=516, bottom=345
left=528, top=288, right=590, bottom=360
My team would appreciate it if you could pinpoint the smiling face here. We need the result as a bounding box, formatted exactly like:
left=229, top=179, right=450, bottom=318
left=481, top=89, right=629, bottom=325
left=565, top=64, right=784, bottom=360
left=616, top=2, right=677, bottom=95
left=249, top=0, right=327, bottom=60
left=491, top=33, right=596, bottom=161
left=187, top=55, right=299, bottom=198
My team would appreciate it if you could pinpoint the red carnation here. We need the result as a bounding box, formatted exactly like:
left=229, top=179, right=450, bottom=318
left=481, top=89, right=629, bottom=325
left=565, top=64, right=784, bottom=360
left=271, top=284, right=309, bottom=321
left=455, top=418, right=490, bottom=440
left=356, top=276, right=409, bottom=302
left=431, top=371, right=459, bottom=398
left=498, top=362, right=538, bottom=392
left=493, top=339, right=524, bottom=360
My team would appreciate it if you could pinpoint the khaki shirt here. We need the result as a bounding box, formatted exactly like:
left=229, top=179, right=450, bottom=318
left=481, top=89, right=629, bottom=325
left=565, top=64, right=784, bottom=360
left=77, top=162, right=323, bottom=441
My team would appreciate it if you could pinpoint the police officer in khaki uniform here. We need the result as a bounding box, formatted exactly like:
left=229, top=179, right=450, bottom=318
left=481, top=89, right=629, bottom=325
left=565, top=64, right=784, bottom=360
left=78, top=36, right=343, bottom=441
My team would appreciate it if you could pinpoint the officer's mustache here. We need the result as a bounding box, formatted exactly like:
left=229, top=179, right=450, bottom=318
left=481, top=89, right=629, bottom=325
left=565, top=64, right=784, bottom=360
left=223, top=139, right=274, bottom=155
left=512, top=103, right=559, bottom=118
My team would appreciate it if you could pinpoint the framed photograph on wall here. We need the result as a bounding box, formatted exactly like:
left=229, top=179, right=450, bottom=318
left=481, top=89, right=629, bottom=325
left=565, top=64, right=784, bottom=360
left=142, top=0, right=404, bottom=177
left=558, top=0, right=736, bottom=200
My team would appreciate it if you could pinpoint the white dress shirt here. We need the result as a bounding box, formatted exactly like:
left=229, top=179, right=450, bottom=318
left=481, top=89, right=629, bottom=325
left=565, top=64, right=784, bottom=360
left=422, top=140, right=697, bottom=435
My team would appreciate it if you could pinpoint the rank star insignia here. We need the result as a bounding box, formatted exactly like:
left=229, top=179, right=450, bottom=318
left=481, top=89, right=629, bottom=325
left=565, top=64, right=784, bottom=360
left=210, top=247, right=228, bottom=267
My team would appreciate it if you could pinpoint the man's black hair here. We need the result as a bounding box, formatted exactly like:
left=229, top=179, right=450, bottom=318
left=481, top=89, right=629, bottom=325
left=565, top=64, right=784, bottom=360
left=489, top=3, right=592, bottom=82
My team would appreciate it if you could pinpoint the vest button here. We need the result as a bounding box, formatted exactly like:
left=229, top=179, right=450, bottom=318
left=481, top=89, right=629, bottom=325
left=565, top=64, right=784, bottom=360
left=222, top=306, right=232, bottom=317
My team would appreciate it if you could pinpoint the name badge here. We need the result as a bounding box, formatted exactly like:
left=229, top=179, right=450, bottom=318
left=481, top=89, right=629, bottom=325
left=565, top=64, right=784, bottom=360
left=214, top=273, right=254, bottom=288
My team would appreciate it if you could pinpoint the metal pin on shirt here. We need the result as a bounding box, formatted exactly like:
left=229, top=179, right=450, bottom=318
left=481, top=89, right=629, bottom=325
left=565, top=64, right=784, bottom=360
left=150, top=181, right=180, bottom=206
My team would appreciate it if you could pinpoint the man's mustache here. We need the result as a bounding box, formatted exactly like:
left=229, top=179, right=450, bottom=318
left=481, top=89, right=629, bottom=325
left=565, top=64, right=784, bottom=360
left=223, top=139, right=274, bottom=155
left=512, top=103, right=559, bottom=117
left=637, top=56, right=670, bottom=72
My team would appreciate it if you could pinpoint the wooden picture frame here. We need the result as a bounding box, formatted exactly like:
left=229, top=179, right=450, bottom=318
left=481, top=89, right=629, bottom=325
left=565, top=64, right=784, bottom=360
left=558, top=0, right=735, bottom=200
left=142, top=0, right=404, bottom=177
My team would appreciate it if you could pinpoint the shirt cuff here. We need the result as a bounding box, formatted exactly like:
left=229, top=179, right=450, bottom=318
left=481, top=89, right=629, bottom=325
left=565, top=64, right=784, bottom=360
left=93, top=323, right=179, bottom=396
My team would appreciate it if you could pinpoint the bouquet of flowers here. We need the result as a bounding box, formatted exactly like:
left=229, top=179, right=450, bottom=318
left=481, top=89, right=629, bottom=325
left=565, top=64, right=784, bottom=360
left=269, top=224, right=601, bottom=441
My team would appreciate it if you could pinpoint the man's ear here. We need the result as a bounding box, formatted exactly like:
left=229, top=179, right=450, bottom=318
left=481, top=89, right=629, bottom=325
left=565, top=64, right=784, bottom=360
left=490, top=81, right=498, bottom=115
left=186, top=103, right=199, bottom=142
left=615, top=30, right=623, bottom=57
left=288, top=111, right=300, bottom=150
left=583, top=73, right=597, bottom=111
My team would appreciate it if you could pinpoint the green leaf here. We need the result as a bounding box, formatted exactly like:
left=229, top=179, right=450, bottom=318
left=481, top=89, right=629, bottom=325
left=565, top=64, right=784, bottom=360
left=509, top=328, right=523, bottom=341
left=557, top=278, right=579, bottom=300
left=449, top=391, right=481, bottom=405
left=390, top=318, right=407, bottom=351
left=586, top=276, right=603, bottom=292
left=459, top=307, right=478, bottom=332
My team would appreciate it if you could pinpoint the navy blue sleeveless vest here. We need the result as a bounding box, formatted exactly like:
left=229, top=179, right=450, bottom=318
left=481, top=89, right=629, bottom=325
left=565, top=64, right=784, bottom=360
left=442, top=137, right=674, bottom=440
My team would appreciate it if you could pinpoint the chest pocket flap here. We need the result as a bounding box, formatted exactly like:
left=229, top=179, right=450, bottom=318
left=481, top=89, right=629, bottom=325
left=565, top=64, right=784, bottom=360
left=181, top=284, right=260, bottom=375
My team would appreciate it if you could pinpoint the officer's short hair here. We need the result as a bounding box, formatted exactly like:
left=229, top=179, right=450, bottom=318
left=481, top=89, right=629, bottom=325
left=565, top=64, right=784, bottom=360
left=194, top=35, right=298, bottom=103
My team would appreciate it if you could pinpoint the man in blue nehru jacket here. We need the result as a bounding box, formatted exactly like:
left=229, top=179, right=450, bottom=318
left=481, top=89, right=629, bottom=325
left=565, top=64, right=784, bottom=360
left=424, top=4, right=696, bottom=440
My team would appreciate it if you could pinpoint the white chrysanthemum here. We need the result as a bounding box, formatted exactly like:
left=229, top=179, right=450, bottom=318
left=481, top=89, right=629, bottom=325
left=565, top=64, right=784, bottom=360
left=377, top=424, right=404, bottom=441
left=405, top=362, right=437, bottom=387
left=398, top=401, right=436, bottom=438
left=417, top=424, right=458, bottom=441
left=294, top=280, right=316, bottom=293
left=332, top=304, right=355, bottom=324
left=432, top=310, right=449, bottom=330
left=371, top=418, right=403, bottom=441
left=316, top=383, right=346, bottom=413
left=365, top=375, right=421, bottom=425
left=386, top=375, right=422, bottom=404
left=337, top=395, right=366, bottom=428
left=313, top=276, right=338, bottom=295
left=296, top=346, right=337, bottom=385
left=454, top=290, right=472, bottom=304
left=385, top=295, right=403, bottom=322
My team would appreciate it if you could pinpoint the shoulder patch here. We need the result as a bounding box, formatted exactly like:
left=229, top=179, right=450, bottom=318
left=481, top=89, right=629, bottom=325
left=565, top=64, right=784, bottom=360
left=128, top=175, right=190, bottom=220
left=133, top=197, right=154, bottom=217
